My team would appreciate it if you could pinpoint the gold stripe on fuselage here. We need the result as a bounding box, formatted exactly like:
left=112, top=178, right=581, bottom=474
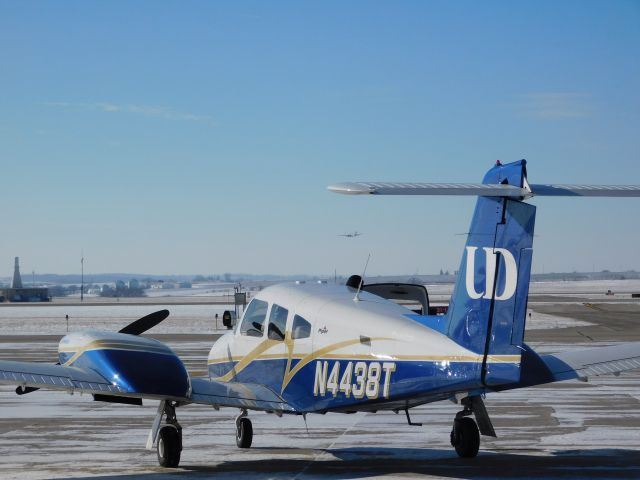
left=208, top=352, right=522, bottom=365
left=60, top=340, right=173, bottom=366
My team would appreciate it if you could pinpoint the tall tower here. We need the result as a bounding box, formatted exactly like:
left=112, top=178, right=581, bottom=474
left=12, top=257, right=23, bottom=289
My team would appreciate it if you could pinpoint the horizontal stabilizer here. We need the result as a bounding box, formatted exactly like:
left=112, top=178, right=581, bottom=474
left=328, top=182, right=527, bottom=196
left=328, top=182, right=640, bottom=198
left=531, top=184, right=640, bottom=197
left=542, top=342, right=640, bottom=382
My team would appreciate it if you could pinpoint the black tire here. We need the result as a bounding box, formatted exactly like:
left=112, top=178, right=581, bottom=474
left=157, top=425, right=181, bottom=468
left=236, top=417, right=253, bottom=448
left=450, top=417, right=480, bottom=458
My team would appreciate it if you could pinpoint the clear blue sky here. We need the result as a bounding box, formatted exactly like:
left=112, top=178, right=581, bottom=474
left=1, top=1, right=639, bottom=277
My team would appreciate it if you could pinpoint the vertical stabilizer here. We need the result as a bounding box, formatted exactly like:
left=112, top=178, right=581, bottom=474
left=446, top=160, right=535, bottom=386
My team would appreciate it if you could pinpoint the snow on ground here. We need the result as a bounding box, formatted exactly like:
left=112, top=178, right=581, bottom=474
left=1, top=366, right=639, bottom=479
left=0, top=304, right=234, bottom=335
left=524, top=311, right=593, bottom=330
left=426, top=279, right=640, bottom=300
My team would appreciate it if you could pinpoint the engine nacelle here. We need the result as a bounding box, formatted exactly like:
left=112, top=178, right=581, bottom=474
left=58, top=331, right=190, bottom=399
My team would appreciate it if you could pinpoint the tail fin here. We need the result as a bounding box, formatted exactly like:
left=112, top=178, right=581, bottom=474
left=446, top=160, right=534, bottom=386
left=329, top=160, right=640, bottom=387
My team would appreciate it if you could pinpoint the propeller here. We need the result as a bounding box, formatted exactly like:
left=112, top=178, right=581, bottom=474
left=15, top=309, right=170, bottom=396
left=118, top=309, right=170, bottom=335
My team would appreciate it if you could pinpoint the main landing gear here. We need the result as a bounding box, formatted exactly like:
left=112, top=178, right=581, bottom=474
left=450, top=416, right=480, bottom=458
left=149, top=404, right=255, bottom=467
left=235, top=409, right=253, bottom=448
left=449, top=396, right=496, bottom=458
left=148, top=401, right=183, bottom=468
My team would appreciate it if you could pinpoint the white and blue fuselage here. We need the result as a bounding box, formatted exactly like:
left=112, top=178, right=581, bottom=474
left=207, top=283, right=519, bottom=413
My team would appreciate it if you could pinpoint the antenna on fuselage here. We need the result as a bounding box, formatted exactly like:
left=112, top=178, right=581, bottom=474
left=354, top=253, right=371, bottom=302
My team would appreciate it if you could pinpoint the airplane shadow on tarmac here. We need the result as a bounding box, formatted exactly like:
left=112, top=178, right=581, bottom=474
left=64, top=447, right=640, bottom=479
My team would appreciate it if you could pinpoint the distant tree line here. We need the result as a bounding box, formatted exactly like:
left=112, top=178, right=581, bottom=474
left=49, top=285, right=83, bottom=297
left=100, top=280, right=146, bottom=298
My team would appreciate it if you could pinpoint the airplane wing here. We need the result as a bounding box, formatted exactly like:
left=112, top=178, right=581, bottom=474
left=189, top=378, right=295, bottom=412
left=0, top=359, right=295, bottom=412
left=0, top=360, right=126, bottom=395
left=540, top=342, right=640, bottom=382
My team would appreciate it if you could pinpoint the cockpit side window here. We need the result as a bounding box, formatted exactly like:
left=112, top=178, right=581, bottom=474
left=240, top=299, right=268, bottom=337
left=267, top=304, right=288, bottom=341
left=291, top=314, right=311, bottom=339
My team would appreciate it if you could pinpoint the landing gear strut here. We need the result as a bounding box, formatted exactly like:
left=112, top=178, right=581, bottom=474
left=235, top=409, right=253, bottom=448
left=450, top=396, right=495, bottom=458
left=150, top=401, right=182, bottom=468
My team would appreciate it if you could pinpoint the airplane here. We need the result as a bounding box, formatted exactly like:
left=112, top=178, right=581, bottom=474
left=2, top=159, right=640, bottom=468
left=338, top=231, right=363, bottom=237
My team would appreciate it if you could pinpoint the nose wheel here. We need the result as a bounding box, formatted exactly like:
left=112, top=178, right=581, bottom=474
left=235, top=409, right=253, bottom=448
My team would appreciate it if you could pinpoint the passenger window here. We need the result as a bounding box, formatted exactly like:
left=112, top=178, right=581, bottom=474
left=240, top=299, right=268, bottom=337
left=268, top=304, right=288, bottom=341
left=291, top=314, right=311, bottom=339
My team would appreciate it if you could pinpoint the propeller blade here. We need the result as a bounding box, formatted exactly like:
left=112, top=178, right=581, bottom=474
left=118, top=309, right=170, bottom=335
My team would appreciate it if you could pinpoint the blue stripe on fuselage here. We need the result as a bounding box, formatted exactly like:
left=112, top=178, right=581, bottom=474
left=209, top=358, right=492, bottom=412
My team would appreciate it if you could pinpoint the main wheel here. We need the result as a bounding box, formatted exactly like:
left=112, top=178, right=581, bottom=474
left=157, top=425, right=181, bottom=468
left=450, top=417, right=480, bottom=458
left=236, top=417, right=253, bottom=448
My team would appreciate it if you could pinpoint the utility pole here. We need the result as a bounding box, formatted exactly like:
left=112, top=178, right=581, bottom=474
left=80, top=253, right=84, bottom=302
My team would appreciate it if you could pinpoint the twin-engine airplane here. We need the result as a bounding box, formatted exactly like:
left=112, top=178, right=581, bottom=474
left=2, top=160, right=640, bottom=468
left=338, top=231, right=363, bottom=237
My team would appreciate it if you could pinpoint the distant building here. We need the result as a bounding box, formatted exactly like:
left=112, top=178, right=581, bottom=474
left=12, top=257, right=22, bottom=288
left=0, top=257, right=49, bottom=302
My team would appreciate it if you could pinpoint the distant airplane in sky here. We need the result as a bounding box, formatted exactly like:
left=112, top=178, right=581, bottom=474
left=338, top=231, right=363, bottom=238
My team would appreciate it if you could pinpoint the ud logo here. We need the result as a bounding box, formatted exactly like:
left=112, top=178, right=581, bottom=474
left=465, top=246, right=517, bottom=301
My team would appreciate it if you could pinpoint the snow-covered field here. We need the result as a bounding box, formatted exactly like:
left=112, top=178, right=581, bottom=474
left=425, top=279, right=640, bottom=298
left=0, top=304, right=234, bottom=335
left=6, top=278, right=636, bottom=336
left=0, top=280, right=639, bottom=478
left=1, top=356, right=639, bottom=479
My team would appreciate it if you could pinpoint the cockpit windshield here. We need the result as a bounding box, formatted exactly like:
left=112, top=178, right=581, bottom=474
left=239, top=299, right=268, bottom=337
